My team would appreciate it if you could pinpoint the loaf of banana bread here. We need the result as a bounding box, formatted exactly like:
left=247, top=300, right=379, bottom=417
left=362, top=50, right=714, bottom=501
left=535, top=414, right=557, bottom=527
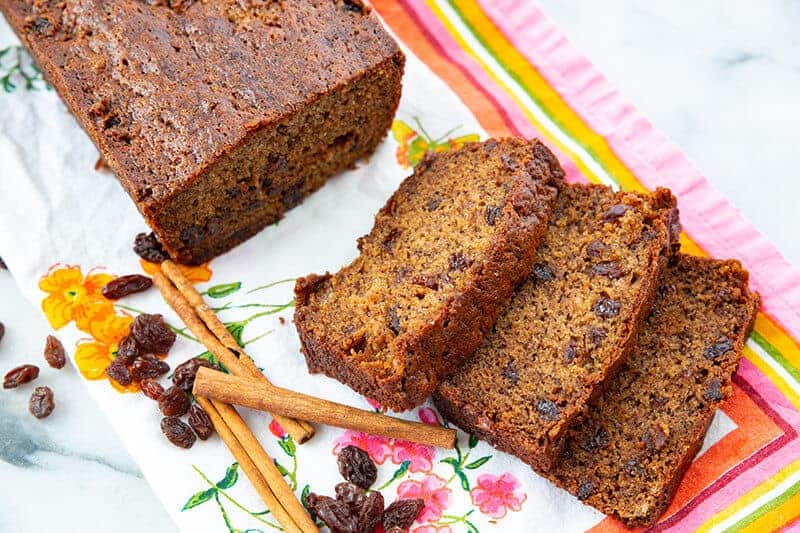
left=547, top=255, right=759, bottom=526
left=433, top=184, right=679, bottom=471
left=0, top=0, right=404, bottom=264
left=294, top=138, right=564, bottom=411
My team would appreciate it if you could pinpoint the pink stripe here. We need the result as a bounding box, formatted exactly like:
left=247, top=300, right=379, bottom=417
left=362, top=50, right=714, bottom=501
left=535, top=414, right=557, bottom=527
left=480, top=0, right=800, bottom=340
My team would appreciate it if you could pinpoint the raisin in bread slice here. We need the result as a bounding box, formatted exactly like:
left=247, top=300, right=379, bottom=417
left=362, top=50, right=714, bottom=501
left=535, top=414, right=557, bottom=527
left=294, top=138, right=564, bottom=410
left=547, top=254, right=759, bottom=527
left=433, top=183, right=680, bottom=471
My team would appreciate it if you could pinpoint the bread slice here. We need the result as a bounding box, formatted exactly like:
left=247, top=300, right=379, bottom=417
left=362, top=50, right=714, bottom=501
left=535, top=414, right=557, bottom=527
left=433, top=184, right=679, bottom=471
left=294, top=138, right=564, bottom=410
left=547, top=254, right=759, bottom=527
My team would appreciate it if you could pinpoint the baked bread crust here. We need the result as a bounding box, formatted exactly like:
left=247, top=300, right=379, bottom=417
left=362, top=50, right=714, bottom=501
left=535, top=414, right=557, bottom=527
left=0, top=0, right=404, bottom=263
left=295, top=138, right=564, bottom=411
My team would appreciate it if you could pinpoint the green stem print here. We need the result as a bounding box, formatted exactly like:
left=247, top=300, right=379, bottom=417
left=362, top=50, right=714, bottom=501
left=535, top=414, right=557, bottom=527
left=441, top=434, right=491, bottom=491
left=0, top=45, right=49, bottom=93
left=185, top=464, right=281, bottom=532
left=273, top=436, right=299, bottom=491
left=376, top=460, right=411, bottom=491
left=437, top=510, right=480, bottom=533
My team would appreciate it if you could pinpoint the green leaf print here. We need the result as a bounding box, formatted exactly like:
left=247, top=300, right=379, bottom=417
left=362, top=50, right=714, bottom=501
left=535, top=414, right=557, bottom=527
left=468, top=434, right=479, bottom=448
left=0, top=45, right=49, bottom=93
left=216, top=463, right=239, bottom=489
left=464, top=456, right=492, bottom=470
left=277, top=437, right=296, bottom=457
left=205, top=282, right=242, bottom=298
left=182, top=487, right=217, bottom=510
left=273, top=460, right=290, bottom=477
left=456, top=469, right=471, bottom=491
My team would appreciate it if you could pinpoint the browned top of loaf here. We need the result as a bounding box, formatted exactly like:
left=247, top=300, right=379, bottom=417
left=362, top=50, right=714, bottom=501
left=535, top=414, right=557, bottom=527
left=434, top=184, right=679, bottom=470
left=0, top=0, right=399, bottom=204
left=549, top=254, right=759, bottom=527
left=295, top=138, right=562, bottom=404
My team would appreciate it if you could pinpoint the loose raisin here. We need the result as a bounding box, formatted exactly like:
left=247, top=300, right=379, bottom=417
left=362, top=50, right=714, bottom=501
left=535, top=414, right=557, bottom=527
left=590, top=261, right=626, bottom=279
left=29, top=386, right=55, bottom=419
left=356, top=490, right=384, bottom=533
left=387, top=306, right=401, bottom=335
left=334, top=482, right=366, bottom=513
left=131, top=314, right=176, bottom=353
left=131, top=354, right=169, bottom=381
left=133, top=232, right=169, bottom=263
left=337, top=445, right=377, bottom=489
left=383, top=498, right=425, bottom=530
left=305, top=494, right=356, bottom=532
left=448, top=252, right=471, bottom=272
left=159, top=385, right=190, bottom=416
left=101, top=274, right=153, bottom=300
left=536, top=399, right=559, bottom=421
left=603, top=204, right=631, bottom=221
left=188, top=403, right=214, bottom=440
left=172, top=357, right=215, bottom=391
left=43, top=335, right=66, bottom=369
left=140, top=378, right=165, bottom=401
left=161, top=416, right=196, bottom=449
left=485, top=205, right=502, bottom=225
left=532, top=263, right=555, bottom=282
left=3, top=364, right=39, bottom=388
left=593, top=296, right=621, bottom=318
left=704, top=335, right=733, bottom=360
left=106, top=359, right=132, bottom=386
left=115, top=334, right=140, bottom=365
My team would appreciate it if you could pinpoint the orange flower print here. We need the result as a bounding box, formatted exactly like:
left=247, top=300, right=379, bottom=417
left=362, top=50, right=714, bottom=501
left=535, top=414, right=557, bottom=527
left=39, top=265, right=114, bottom=331
left=74, top=312, right=139, bottom=393
left=392, top=118, right=480, bottom=169
left=140, top=259, right=212, bottom=283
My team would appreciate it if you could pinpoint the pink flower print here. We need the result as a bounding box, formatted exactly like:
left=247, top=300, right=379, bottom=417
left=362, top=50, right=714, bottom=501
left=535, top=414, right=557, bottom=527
left=366, top=397, right=382, bottom=411
left=413, top=526, right=453, bottom=533
left=391, top=439, right=434, bottom=473
left=268, top=419, right=285, bottom=439
left=470, top=472, right=527, bottom=519
left=333, top=430, right=392, bottom=464
left=418, top=406, right=441, bottom=426
left=397, top=474, right=451, bottom=523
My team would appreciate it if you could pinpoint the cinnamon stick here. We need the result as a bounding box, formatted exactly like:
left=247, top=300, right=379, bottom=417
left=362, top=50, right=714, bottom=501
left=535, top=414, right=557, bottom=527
left=194, top=368, right=457, bottom=449
left=151, top=270, right=314, bottom=443
left=197, top=397, right=317, bottom=533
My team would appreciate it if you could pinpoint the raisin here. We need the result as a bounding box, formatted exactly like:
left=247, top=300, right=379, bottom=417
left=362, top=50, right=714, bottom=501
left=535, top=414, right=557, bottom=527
left=172, top=357, right=215, bottom=391
left=448, top=252, right=471, bottom=272
left=704, top=378, right=726, bottom=402
left=532, top=263, right=555, bottom=282
left=44, top=335, right=66, bottom=369
left=101, top=274, right=153, bottom=300
left=337, top=445, right=377, bottom=489
left=536, top=399, right=559, bottom=421
left=603, top=204, right=631, bottom=221
left=383, top=498, right=424, bottom=530
left=624, top=457, right=644, bottom=476
left=485, top=205, right=502, bottom=225
left=27, top=16, right=52, bottom=36
left=334, top=482, right=366, bottom=513
left=305, top=494, right=356, bottom=532
left=387, top=306, right=401, bottom=335
left=133, top=232, right=169, bottom=263
left=161, top=416, right=196, bottom=449
left=140, top=378, right=165, bottom=400
left=188, top=403, right=214, bottom=440
left=29, top=386, right=55, bottom=419
left=704, top=335, right=733, bottom=360
left=501, top=361, right=519, bottom=385
left=159, top=385, right=190, bottom=416
left=425, top=196, right=442, bottom=211
left=116, top=334, right=140, bottom=365
left=588, top=327, right=607, bottom=346
left=382, top=229, right=402, bottom=252
left=586, top=239, right=607, bottom=258
left=106, top=359, right=132, bottom=386
left=577, top=480, right=595, bottom=500
left=131, top=354, right=170, bottom=381
left=343, top=0, right=367, bottom=14
left=500, top=153, right=519, bottom=170
left=3, top=364, right=39, bottom=388
left=580, top=426, right=609, bottom=453
left=0, top=256, right=5, bottom=269
left=356, top=491, right=384, bottom=533
left=643, top=426, right=668, bottom=451
left=411, top=274, right=440, bottom=290
left=130, top=314, right=176, bottom=353
left=0, top=321, right=4, bottom=344
left=593, top=296, right=621, bottom=318
left=563, top=338, right=577, bottom=364
left=590, top=261, right=626, bottom=279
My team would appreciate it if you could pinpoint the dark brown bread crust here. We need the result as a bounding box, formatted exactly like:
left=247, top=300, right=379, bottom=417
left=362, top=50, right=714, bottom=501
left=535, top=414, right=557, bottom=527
left=433, top=184, right=679, bottom=472
left=295, top=138, right=564, bottom=411
left=546, top=255, right=759, bottom=527
left=0, top=0, right=404, bottom=264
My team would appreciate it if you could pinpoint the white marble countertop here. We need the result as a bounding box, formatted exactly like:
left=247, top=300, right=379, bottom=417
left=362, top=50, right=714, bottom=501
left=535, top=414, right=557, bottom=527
left=1, top=2, right=797, bottom=531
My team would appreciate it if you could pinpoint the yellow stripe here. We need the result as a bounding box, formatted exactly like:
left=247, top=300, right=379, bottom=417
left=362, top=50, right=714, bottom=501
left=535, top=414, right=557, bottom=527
left=697, top=459, right=800, bottom=532
left=756, top=314, right=800, bottom=370
left=744, top=345, right=800, bottom=413
left=740, top=488, right=800, bottom=532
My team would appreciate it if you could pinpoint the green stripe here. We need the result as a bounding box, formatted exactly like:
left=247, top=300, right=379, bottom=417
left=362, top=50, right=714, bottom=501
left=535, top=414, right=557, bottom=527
left=445, top=1, right=624, bottom=189
left=722, top=476, right=800, bottom=532
left=750, top=330, right=800, bottom=386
